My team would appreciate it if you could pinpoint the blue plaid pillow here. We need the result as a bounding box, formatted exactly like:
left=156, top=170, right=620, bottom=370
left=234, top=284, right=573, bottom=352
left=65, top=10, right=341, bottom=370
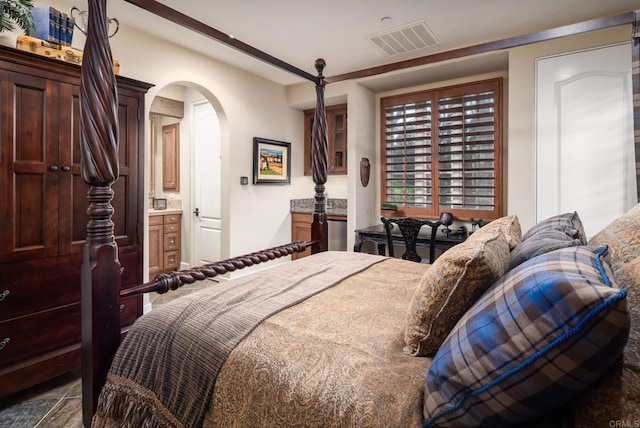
left=423, top=246, right=629, bottom=427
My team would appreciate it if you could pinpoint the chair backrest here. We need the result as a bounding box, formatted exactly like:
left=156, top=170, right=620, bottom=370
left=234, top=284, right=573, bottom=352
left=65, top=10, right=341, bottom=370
left=381, top=217, right=442, bottom=263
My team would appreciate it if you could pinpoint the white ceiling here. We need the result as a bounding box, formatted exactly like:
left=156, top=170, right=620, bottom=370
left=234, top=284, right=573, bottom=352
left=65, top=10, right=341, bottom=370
left=99, top=0, right=638, bottom=87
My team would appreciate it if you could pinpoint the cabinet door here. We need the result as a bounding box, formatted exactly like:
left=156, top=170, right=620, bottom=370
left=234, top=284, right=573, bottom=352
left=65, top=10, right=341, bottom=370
left=303, top=104, right=347, bottom=176
left=67, top=86, right=141, bottom=254
left=291, top=213, right=312, bottom=260
left=162, top=123, right=180, bottom=191
left=328, top=106, right=347, bottom=174
left=0, top=71, right=59, bottom=262
left=148, top=219, right=163, bottom=278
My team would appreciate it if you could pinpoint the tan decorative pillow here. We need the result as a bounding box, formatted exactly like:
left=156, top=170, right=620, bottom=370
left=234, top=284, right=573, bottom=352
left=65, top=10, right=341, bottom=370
left=403, top=231, right=510, bottom=357
left=588, top=203, right=640, bottom=272
left=465, top=214, right=522, bottom=250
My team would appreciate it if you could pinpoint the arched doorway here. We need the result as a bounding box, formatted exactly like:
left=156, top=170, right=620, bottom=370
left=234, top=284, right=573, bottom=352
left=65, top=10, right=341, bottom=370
left=149, top=83, right=224, bottom=275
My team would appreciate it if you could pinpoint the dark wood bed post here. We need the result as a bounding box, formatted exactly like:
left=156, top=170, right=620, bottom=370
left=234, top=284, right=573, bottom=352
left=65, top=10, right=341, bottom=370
left=633, top=10, right=640, bottom=202
left=79, top=1, right=120, bottom=426
left=311, top=58, right=329, bottom=254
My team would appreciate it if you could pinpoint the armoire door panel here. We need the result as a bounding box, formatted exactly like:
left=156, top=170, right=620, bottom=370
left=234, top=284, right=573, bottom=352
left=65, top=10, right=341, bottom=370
left=67, top=88, right=139, bottom=250
left=115, top=94, right=139, bottom=247
left=0, top=72, right=58, bottom=261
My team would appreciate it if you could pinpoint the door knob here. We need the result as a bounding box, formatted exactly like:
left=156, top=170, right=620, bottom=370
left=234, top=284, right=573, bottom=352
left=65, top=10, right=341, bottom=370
left=193, top=207, right=200, bottom=217
left=49, top=165, right=59, bottom=171
left=61, top=165, right=71, bottom=172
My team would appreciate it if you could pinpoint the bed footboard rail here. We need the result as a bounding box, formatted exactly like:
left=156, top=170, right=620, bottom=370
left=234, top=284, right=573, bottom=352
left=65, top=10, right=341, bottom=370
left=121, top=240, right=312, bottom=298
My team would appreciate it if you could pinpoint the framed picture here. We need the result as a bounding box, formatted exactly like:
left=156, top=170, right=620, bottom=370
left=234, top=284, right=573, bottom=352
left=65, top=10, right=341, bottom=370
left=152, top=198, right=167, bottom=210
left=253, top=137, right=291, bottom=184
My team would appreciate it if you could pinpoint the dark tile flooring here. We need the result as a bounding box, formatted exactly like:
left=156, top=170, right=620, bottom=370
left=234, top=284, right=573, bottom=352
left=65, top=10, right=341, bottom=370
left=0, top=280, right=214, bottom=427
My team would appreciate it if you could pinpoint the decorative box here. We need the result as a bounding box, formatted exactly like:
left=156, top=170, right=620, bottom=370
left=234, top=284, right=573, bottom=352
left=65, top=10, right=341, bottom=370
left=16, top=36, right=120, bottom=74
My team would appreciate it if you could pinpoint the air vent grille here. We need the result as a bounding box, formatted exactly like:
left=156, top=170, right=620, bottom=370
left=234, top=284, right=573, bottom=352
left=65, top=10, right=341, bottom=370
left=367, top=20, right=439, bottom=56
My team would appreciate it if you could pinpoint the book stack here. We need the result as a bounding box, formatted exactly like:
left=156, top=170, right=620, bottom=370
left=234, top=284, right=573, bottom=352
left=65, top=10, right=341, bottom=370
left=31, top=6, right=75, bottom=46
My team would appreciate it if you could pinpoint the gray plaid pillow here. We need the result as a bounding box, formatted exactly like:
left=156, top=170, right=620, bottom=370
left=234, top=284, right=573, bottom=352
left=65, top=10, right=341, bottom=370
left=423, top=245, right=629, bottom=427
left=522, top=211, right=587, bottom=244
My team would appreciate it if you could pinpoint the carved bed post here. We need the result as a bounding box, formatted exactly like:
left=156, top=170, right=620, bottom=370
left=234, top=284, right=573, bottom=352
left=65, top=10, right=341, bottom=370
left=633, top=10, right=640, bottom=202
left=311, top=59, right=329, bottom=253
left=79, top=0, right=120, bottom=426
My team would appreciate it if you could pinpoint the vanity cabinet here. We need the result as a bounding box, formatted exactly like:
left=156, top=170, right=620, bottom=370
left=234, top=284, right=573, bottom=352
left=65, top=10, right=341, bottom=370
left=291, top=212, right=347, bottom=259
left=291, top=213, right=313, bottom=260
left=149, top=213, right=182, bottom=276
left=304, top=104, right=347, bottom=175
left=0, top=46, right=151, bottom=397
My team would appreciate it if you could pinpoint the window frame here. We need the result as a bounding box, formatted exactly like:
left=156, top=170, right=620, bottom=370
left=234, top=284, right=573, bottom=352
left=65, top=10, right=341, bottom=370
left=380, top=78, right=503, bottom=221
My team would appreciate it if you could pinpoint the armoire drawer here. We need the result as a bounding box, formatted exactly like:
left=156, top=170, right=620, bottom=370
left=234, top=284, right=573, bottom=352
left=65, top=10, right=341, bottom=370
left=0, top=304, right=81, bottom=367
left=0, top=296, right=141, bottom=368
left=0, top=250, right=140, bottom=321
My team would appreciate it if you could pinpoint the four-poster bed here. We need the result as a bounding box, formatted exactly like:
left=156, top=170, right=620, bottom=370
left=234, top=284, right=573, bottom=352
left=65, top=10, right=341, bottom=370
left=77, top=1, right=640, bottom=426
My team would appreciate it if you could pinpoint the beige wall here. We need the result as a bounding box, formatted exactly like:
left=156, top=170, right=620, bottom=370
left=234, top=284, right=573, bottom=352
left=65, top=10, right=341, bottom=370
left=288, top=25, right=632, bottom=241
left=10, top=1, right=632, bottom=265
left=18, top=0, right=307, bottom=278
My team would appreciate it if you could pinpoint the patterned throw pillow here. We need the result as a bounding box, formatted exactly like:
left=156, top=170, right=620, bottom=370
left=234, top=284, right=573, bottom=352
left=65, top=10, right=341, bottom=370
left=508, top=228, right=583, bottom=270
left=569, top=256, right=640, bottom=426
left=465, top=214, right=522, bottom=250
left=403, top=231, right=510, bottom=357
left=522, top=211, right=587, bottom=244
left=423, top=246, right=629, bottom=427
left=588, top=202, right=640, bottom=272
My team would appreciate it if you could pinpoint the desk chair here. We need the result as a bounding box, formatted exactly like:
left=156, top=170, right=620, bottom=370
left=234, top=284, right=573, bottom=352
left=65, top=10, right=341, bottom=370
left=381, top=217, right=442, bottom=264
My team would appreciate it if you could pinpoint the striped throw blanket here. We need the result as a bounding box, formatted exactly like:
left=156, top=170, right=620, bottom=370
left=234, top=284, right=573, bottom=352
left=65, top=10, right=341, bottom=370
left=93, top=251, right=386, bottom=428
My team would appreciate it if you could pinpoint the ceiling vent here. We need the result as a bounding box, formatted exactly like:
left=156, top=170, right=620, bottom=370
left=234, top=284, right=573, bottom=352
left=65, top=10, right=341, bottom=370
left=367, top=20, right=439, bottom=56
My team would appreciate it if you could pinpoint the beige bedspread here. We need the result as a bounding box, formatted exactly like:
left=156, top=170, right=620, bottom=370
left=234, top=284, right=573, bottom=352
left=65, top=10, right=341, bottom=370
left=94, top=252, right=432, bottom=427
left=206, top=256, right=432, bottom=428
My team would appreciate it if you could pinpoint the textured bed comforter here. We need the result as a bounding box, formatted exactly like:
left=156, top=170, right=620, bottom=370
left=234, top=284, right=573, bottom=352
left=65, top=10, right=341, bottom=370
left=94, top=251, right=432, bottom=427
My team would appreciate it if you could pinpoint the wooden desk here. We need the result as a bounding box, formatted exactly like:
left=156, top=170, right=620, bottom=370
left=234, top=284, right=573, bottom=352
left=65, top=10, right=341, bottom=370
left=354, top=224, right=466, bottom=256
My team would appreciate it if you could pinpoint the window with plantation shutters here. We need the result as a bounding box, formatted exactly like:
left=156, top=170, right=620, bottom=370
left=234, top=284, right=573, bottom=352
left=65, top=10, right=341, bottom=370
left=381, top=78, right=503, bottom=221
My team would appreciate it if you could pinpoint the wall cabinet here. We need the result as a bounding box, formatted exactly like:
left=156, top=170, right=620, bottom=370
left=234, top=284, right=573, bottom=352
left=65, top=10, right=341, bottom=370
left=162, top=123, right=180, bottom=191
left=304, top=104, right=347, bottom=175
left=149, top=213, right=182, bottom=276
left=0, top=46, right=151, bottom=397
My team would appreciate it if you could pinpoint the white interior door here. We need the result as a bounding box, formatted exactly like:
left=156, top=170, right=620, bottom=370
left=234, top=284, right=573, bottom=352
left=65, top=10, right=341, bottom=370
left=193, top=101, right=222, bottom=265
left=536, top=43, right=635, bottom=238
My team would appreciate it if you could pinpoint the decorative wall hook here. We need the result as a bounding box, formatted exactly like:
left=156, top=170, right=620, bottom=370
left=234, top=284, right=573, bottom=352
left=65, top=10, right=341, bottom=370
left=360, top=157, right=370, bottom=187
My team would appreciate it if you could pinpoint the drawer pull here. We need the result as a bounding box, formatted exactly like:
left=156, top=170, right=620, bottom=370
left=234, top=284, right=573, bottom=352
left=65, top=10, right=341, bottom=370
left=0, top=290, right=9, bottom=302
left=0, top=338, right=9, bottom=351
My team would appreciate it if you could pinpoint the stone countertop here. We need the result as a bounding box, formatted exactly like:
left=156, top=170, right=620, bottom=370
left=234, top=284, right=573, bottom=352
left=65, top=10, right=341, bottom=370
left=149, top=208, right=183, bottom=216
left=290, top=198, right=347, bottom=217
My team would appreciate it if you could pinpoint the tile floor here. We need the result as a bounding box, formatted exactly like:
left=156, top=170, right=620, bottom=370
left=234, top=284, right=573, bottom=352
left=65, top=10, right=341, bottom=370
left=0, top=280, right=214, bottom=427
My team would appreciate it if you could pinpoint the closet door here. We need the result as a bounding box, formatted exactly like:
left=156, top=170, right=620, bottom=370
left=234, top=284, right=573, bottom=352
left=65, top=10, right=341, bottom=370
left=536, top=43, right=634, bottom=238
left=0, top=71, right=59, bottom=262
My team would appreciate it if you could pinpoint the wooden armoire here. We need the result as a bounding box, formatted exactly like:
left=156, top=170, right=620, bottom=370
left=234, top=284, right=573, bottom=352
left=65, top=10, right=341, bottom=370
left=0, top=45, right=152, bottom=396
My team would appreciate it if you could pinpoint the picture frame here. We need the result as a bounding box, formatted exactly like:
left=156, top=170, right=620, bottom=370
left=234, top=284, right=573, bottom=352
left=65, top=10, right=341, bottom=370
left=253, top=137, right=291, bottom=184
left=152, top=198, right=167, bottom=210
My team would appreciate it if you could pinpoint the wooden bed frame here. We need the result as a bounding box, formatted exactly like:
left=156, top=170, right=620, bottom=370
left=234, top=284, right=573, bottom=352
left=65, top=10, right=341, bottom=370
left=78, top=1, right=640, bottom=425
